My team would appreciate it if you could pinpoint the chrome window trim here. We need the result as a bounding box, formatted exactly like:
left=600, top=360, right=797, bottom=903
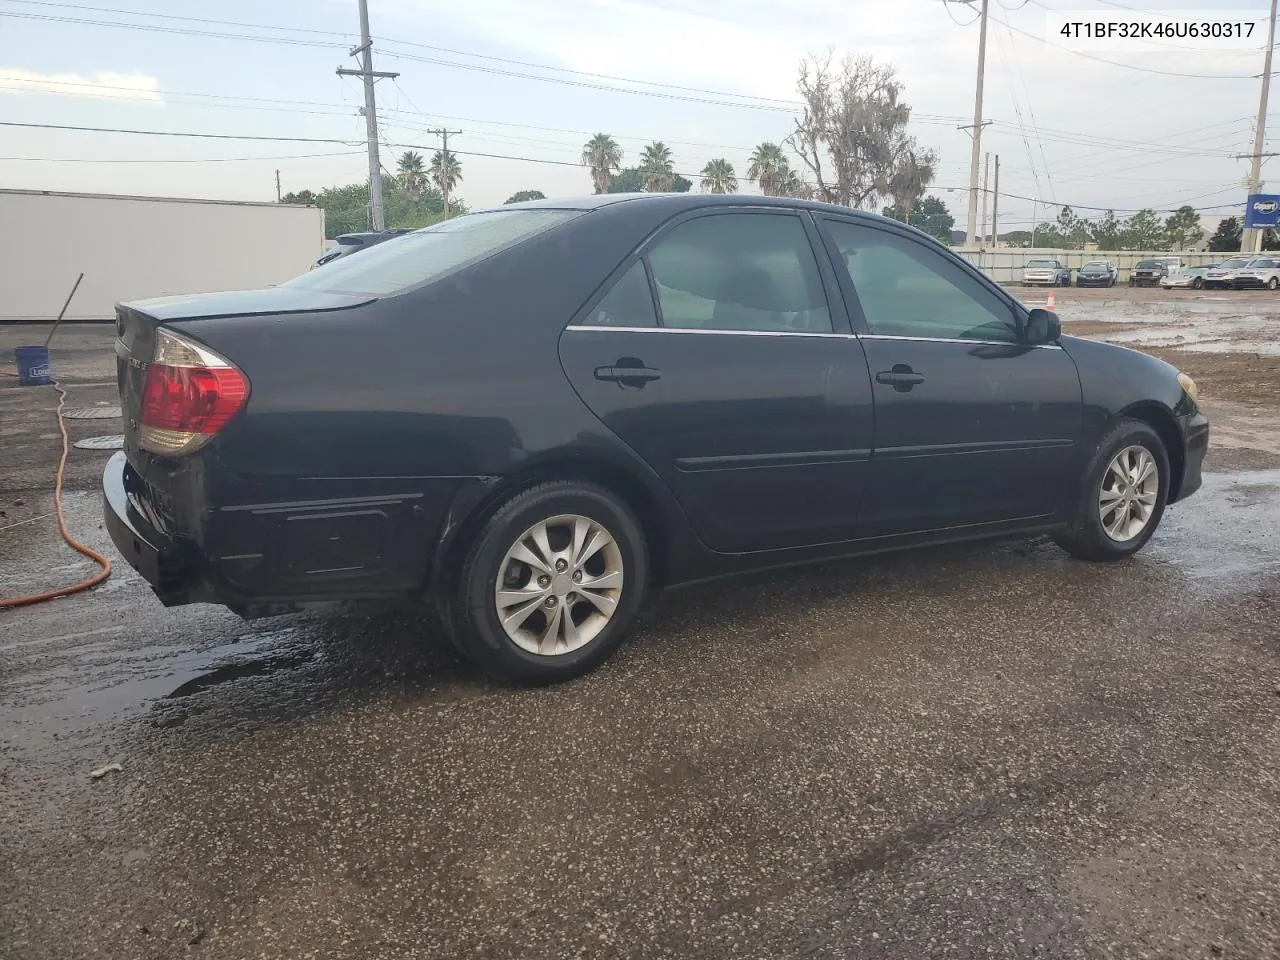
left=565, top=325, right=855, bottom=339
left=564, top=325, right=1063, bottom=349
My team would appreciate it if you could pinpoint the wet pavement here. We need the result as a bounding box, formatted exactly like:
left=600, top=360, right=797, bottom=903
left=3, top=308, right=1280, bottom=958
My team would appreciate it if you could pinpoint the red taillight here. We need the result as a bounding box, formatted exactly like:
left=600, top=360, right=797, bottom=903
left=137, top=329, right=249, bottom=455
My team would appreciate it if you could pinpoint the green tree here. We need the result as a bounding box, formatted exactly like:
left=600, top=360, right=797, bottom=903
left=885, top=146, right=937, bottom=225
left=580, top=133, right=622, bottom=194
left=505, top=190, right=546, bottom=203
left=747, top=142, right=791, bottom=196
left=429, top=149, right=463, bottom=202
left=1092, top=209, right=1122, bottom=251
left=1003, top=230, right=1033, bottom=248
left=882, top=195, right=954, bottom=243
left=1208, top=216, right=1242, bottom=252
left=1163, top=205, right=1203, bottom=250
left=1055, top=205, right=1091, bottom=248
left=608, top=167, right=646, bottom=193
left=1031, top=222, right=1066, bottom=248
left=1122, top=209, right=1165, bottom=249
left=639, top=141, right=675, bottom=192
left=699, top=158, right=737, bottom=194
left=672, top=174, right=692, bottom=193
left=280, top=189, right=317, bottom=205
left=396, top=150, right=427, bottom=200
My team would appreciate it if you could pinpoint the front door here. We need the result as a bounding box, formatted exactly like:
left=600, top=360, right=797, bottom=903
left=559, top=210, right=874, bottom=553
left=819, top=217, right=1083, bottom=539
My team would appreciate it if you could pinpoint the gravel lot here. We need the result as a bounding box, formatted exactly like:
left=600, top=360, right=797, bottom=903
left=2, top=292, right=1278, bottom=959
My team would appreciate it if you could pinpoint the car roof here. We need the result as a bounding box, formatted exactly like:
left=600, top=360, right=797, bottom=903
left=486, top=192, right=906, bottom=223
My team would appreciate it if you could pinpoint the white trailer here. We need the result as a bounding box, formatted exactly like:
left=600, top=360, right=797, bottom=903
left=0, top=188, right=326, bottom=321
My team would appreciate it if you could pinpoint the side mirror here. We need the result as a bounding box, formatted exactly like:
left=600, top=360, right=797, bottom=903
left=1025, top=307, right=1061, bottom=345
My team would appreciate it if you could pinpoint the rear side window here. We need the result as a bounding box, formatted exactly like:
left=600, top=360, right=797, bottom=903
left=585, top=262, right=658, bottom=328
left=645, top=213, right=832, bottom=333
left=285, top=210, right=580, bottom=296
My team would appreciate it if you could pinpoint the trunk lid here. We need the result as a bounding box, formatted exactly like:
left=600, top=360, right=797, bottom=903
left=114, top=287, right=372, bottom=455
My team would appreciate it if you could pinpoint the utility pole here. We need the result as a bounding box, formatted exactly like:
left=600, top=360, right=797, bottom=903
left=336, top=0, right=398, bottom=231
left=991, top=155, right=1000, bottom=249
left=275, top=169, right=281, bottom=202
left=981, top=152, right=990, bottom=244
left=1242, top=0, right=1278, bottom=253
left=957, top=0, right=990, bottom=247
left=427, top=128, right=463, bottom=218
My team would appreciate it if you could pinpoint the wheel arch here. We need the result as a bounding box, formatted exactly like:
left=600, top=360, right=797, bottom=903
left=429, top=451, right=681, bottom=605
left=1117, top=401, right=1185, bottom=500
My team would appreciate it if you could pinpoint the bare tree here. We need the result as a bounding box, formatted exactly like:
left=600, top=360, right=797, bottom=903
left=790, top=53, right=930, bottom=211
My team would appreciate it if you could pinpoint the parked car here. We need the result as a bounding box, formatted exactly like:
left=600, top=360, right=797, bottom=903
left=1129, top=258, right=1184, bottom=287
left=104, top=194, right=1209, bottom=683
left=1021, top=258, right=1072, bottom=286
left=1075, top=260, right=1117, bottom=287
left=1230, top=256, right=1280, bottom=290
left=1160, top=265, right=1216, bottom=290
left=311, top=229, right=413, bottom=269
left=1202, top=256, right=1253, bottom=289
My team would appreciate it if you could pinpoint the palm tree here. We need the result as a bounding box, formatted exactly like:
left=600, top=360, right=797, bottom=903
left=429, top=149, right=462, bottom=212
left=396, top=150, right=427, bottom=201
left=747, top=142, right=790, bottom=197
left=776, top=167, right=808, bottom=199
left=699, top=158, right=738, bottom=194
left=639, top=141, right=675, bottom=192
left=580, top=133, right=622, bottom=194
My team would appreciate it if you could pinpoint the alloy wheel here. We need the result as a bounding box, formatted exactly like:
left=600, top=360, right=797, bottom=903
left=1099, top=445, right=1159, bottom=542
left=493, top=514, right=624, bottom=656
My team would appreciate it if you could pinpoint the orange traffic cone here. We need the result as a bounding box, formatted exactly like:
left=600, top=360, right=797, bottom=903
left=1046, top=290, right=1056, bottom=311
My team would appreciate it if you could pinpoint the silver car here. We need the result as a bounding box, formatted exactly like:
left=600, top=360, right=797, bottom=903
left=1160, top=265, right=1215, bottom=290
left=1231, top=256, right=1280, bottom=290
left=1202, top=256, right=1253, bottom=289
left=1021, top=258, right=1072, bottom=287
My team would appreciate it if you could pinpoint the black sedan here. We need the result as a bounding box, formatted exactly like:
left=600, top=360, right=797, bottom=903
left=1076, top=260, right=1117, bottom=287
left=104, top=195, right=1209, bottom=683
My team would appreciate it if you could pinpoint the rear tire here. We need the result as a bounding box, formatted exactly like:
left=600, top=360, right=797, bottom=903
left=1055, top=419, right=1169, bottom=562
left=451, top=480, right=648, bottom=683
left=1269, top=277, right=1279, bottom=291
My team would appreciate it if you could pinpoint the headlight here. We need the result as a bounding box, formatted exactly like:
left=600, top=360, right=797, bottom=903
left=1177, top=372, right=1199, bottom=402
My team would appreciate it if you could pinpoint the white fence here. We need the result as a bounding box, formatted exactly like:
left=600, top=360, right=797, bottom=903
left=0, top=189, right=327, bottom=321
left=954, top=247, right=1226, bottom=285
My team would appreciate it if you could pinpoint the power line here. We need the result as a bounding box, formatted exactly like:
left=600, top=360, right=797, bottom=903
left=0, top=150, right=362, bottom=163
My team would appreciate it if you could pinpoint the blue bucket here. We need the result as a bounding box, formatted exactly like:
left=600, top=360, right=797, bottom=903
left=15, top=345, right=52, bottom=386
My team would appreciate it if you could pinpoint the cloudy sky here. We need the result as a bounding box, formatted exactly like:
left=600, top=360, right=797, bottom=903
left=0, top=0, right=1271, bottom=232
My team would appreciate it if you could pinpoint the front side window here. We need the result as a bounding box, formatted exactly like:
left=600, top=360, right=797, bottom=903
left=284, top=209, right=580, bottom=296
left=824, top=220, right=1018, bottom=343
left=645, top=213, right=832, bottom=333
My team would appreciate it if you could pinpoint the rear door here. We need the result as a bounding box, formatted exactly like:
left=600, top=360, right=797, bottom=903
left=819, top=216, right=1083, bottom=538
left=559, top=209, right=875, bottom=553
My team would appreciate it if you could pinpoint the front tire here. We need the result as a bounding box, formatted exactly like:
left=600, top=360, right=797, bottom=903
left=1054, top=419, right=1170, bottom=562
left=451, top=480, right=649, bottom=683
left=1192, top=277, right=1203, bottom=290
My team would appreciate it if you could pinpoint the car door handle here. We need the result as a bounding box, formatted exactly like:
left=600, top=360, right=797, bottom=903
left=594, top=360, right=661, bottom=387
left=876, top=367, right=925, bottom=392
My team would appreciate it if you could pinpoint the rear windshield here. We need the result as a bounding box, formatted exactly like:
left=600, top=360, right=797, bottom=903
left=286, top=210, right=580, bottom=296
left=1026, top=260, right=1057, bottom=268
